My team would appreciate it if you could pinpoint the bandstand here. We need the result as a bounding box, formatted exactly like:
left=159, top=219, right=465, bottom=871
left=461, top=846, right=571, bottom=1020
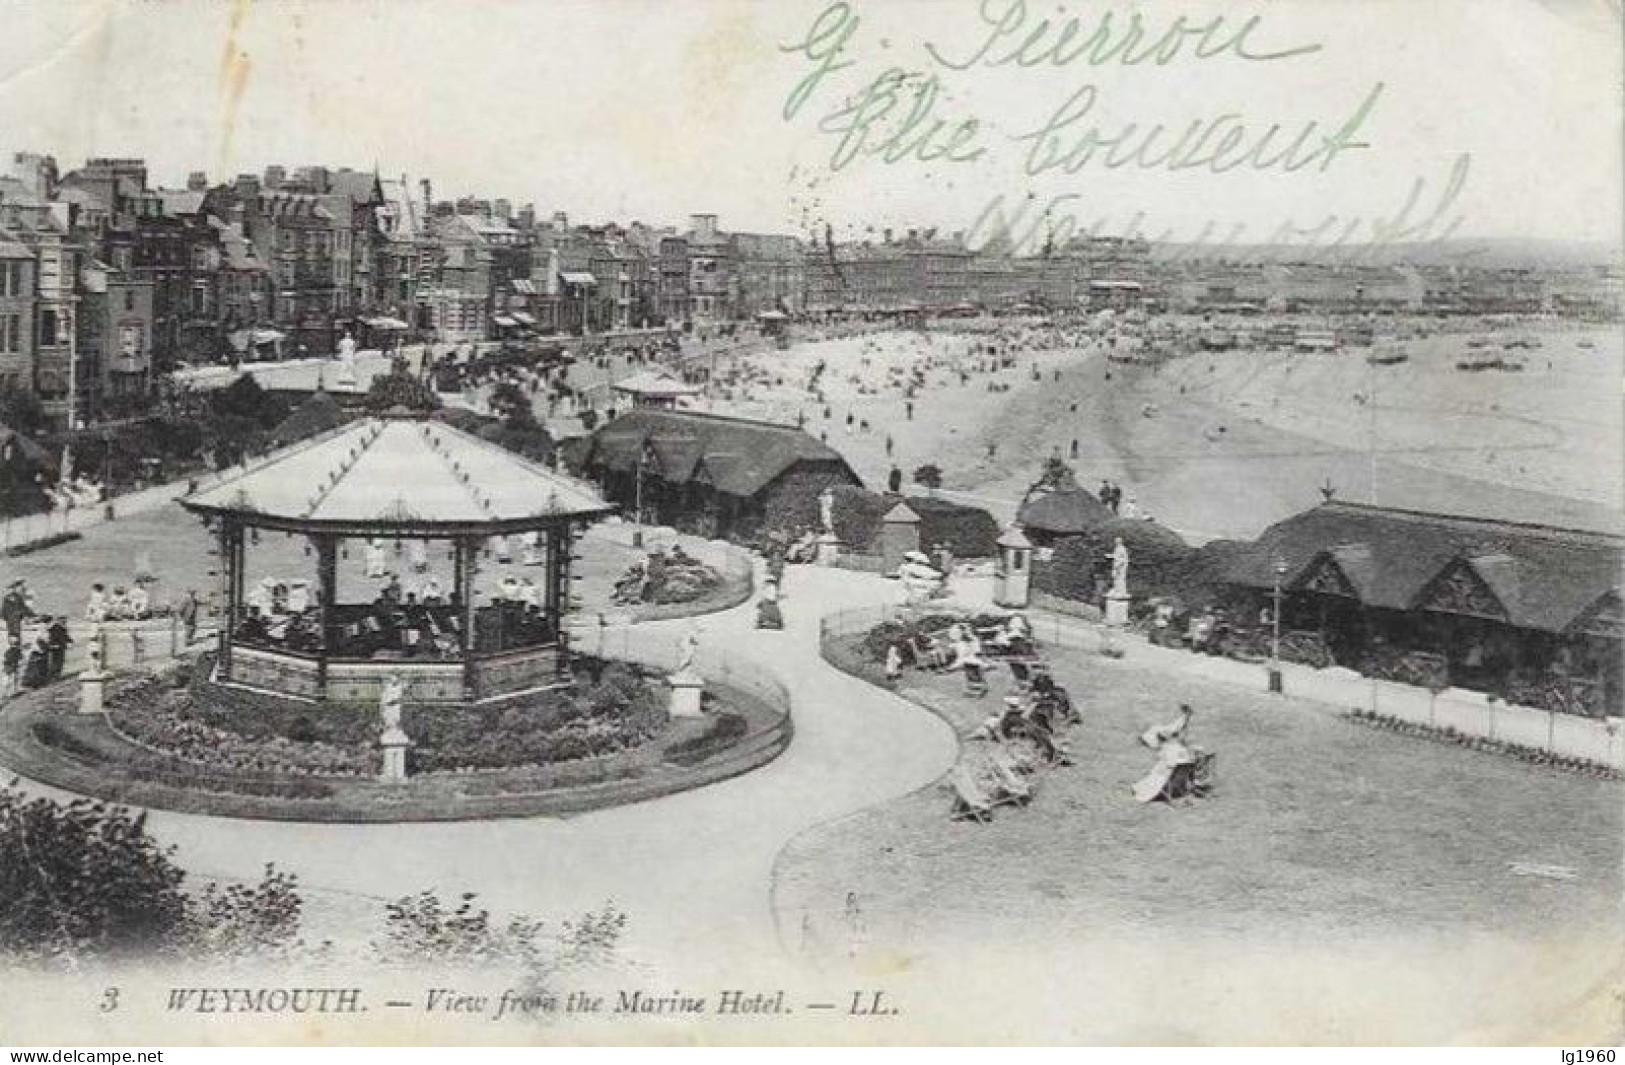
left=180, top=411, right=615, bottom=707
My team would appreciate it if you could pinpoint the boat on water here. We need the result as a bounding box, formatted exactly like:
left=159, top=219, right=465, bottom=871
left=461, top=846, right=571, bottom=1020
left=1456, top=353, right=1525, bottom=372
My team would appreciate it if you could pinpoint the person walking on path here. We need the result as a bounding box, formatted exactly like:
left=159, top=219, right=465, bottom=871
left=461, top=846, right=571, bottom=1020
left=44, top=617, right=71, bottom=681
left=2, top=637, right=19, bottom=699
left=179, top=590, right=200, bottom=647
left=2, top=580, right=32, bottom=643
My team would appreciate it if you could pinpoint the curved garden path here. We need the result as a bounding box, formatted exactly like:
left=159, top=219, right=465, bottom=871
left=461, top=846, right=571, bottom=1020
left=9, top=563, right=959, bottom=980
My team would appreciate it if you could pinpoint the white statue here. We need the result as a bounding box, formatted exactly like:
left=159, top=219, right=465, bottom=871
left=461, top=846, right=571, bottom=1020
left=818, top=486, right=836, bottom=535
left=336, top=332, right=359, bottom=386
left=1110, top=537, right=1130, bottom=596
left=675, top=626, right=701, bottom=675
left=378, top=675, right=406, bottom=734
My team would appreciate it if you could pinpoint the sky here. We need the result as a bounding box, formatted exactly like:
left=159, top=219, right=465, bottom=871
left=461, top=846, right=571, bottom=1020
left=0, top=0, right=1618, bottom=247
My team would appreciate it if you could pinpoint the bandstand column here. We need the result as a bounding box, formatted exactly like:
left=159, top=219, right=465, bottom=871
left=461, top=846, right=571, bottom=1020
left=456, top=534, right=478, bottom=702
left=216, top=519, right=236, bottom=681
left=315, top=534, right=337, bottom=697
left=548, top=522, right=572, bottom=678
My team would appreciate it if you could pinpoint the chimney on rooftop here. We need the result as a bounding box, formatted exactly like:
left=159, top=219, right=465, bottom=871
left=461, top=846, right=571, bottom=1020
left=552, top=211, right=568, bottom=231
left=420, top=179, right=432, bottom=216
left=264, top=165, right=285, bottom=190
left=187, top=171, right=208, bottom=192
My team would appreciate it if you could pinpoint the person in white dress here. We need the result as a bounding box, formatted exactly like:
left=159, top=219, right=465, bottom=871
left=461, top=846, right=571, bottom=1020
left=126, top=583, right=151, bottom=620
left=84, top=584, right=108, bottom=623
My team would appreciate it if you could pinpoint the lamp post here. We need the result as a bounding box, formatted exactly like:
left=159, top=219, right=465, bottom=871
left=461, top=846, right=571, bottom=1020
left=1269, top=554, right=1286, bottom=693
left=632, top=443, right=647, bottom=549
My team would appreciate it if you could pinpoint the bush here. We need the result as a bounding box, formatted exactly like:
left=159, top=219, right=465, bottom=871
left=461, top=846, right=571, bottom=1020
left=1035, top=520, right=1193, bottom=603
left=0, top=782, right=189, bottom=959
left=372, top=890, right=626, bottom=974
left=185, top=864, right=309, bottom=959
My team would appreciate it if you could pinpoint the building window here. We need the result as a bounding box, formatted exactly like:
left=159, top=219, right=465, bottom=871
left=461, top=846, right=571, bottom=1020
left=38, top=309, right=56, bottom=345
left=124, top=289, right=135, bottom=312
left=0, top=261, right=22, bottom=297
left=0, top=314, right=17, bottom=353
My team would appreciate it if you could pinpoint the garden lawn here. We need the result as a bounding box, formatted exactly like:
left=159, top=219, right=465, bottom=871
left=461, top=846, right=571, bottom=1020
left=782, top=637, right=1621, bottom=994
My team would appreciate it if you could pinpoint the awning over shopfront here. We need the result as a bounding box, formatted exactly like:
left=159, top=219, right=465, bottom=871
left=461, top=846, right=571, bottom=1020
left=229, top=328, right=287, bottom=352
left=361, top=316, right=410, bottom=330
left=492, top=314, right=520, bottom=327
left=511, top=279, right=538, bottom=295
left=510, top=311, right=537, bottom=326
left=560, top=271, right=597, bottom=286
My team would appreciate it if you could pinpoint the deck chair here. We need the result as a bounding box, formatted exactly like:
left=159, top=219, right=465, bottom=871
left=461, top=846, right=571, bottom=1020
left=1007, top=658, right=1052, bottom=691
left=989, top=752, right=1035, bottom=805
left=947, top=767, right=996, bottom=823
left=962, top=660, right=989, bottom=697
left=1037, top=685, right=1080, bottom=726
left=973, top=624, right=1005, bottom=646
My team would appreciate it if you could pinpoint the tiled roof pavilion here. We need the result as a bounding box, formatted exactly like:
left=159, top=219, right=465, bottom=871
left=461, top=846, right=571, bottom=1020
left=183, top=413, right=614, bottom=535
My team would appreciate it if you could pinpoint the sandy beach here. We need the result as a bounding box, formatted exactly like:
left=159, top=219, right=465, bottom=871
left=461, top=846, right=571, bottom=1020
left=715, top=323, right=1624, bottom=542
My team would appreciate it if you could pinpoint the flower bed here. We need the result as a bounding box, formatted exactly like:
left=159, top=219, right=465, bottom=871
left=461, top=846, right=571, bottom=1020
left=4, top=530, right=83, bottom=557
left=859, top=611, right=1010, bottom=664
left=107, top=674, right=374, bottom=777
left=112, top=658, right=669, bottom=778
left=407, top=664, right=666, bottom=772
left=1344, top=707, right=1621, bottom=779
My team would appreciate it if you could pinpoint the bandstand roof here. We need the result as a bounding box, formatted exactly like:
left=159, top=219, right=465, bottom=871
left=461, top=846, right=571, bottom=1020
left=182, top=415, right=614, bottom=534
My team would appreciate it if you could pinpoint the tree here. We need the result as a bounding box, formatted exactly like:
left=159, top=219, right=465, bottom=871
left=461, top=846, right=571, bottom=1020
left=211, top=374, right=285, bottom=430
left=0, top=386, right=46, bottom=436
left=912, top=463, right=943, bottom=492
left=364, top=359, right=441, bottom=414
left=487, top=381, right=532, bottom=426
left=1023, top=456, right=1078, bottom=503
